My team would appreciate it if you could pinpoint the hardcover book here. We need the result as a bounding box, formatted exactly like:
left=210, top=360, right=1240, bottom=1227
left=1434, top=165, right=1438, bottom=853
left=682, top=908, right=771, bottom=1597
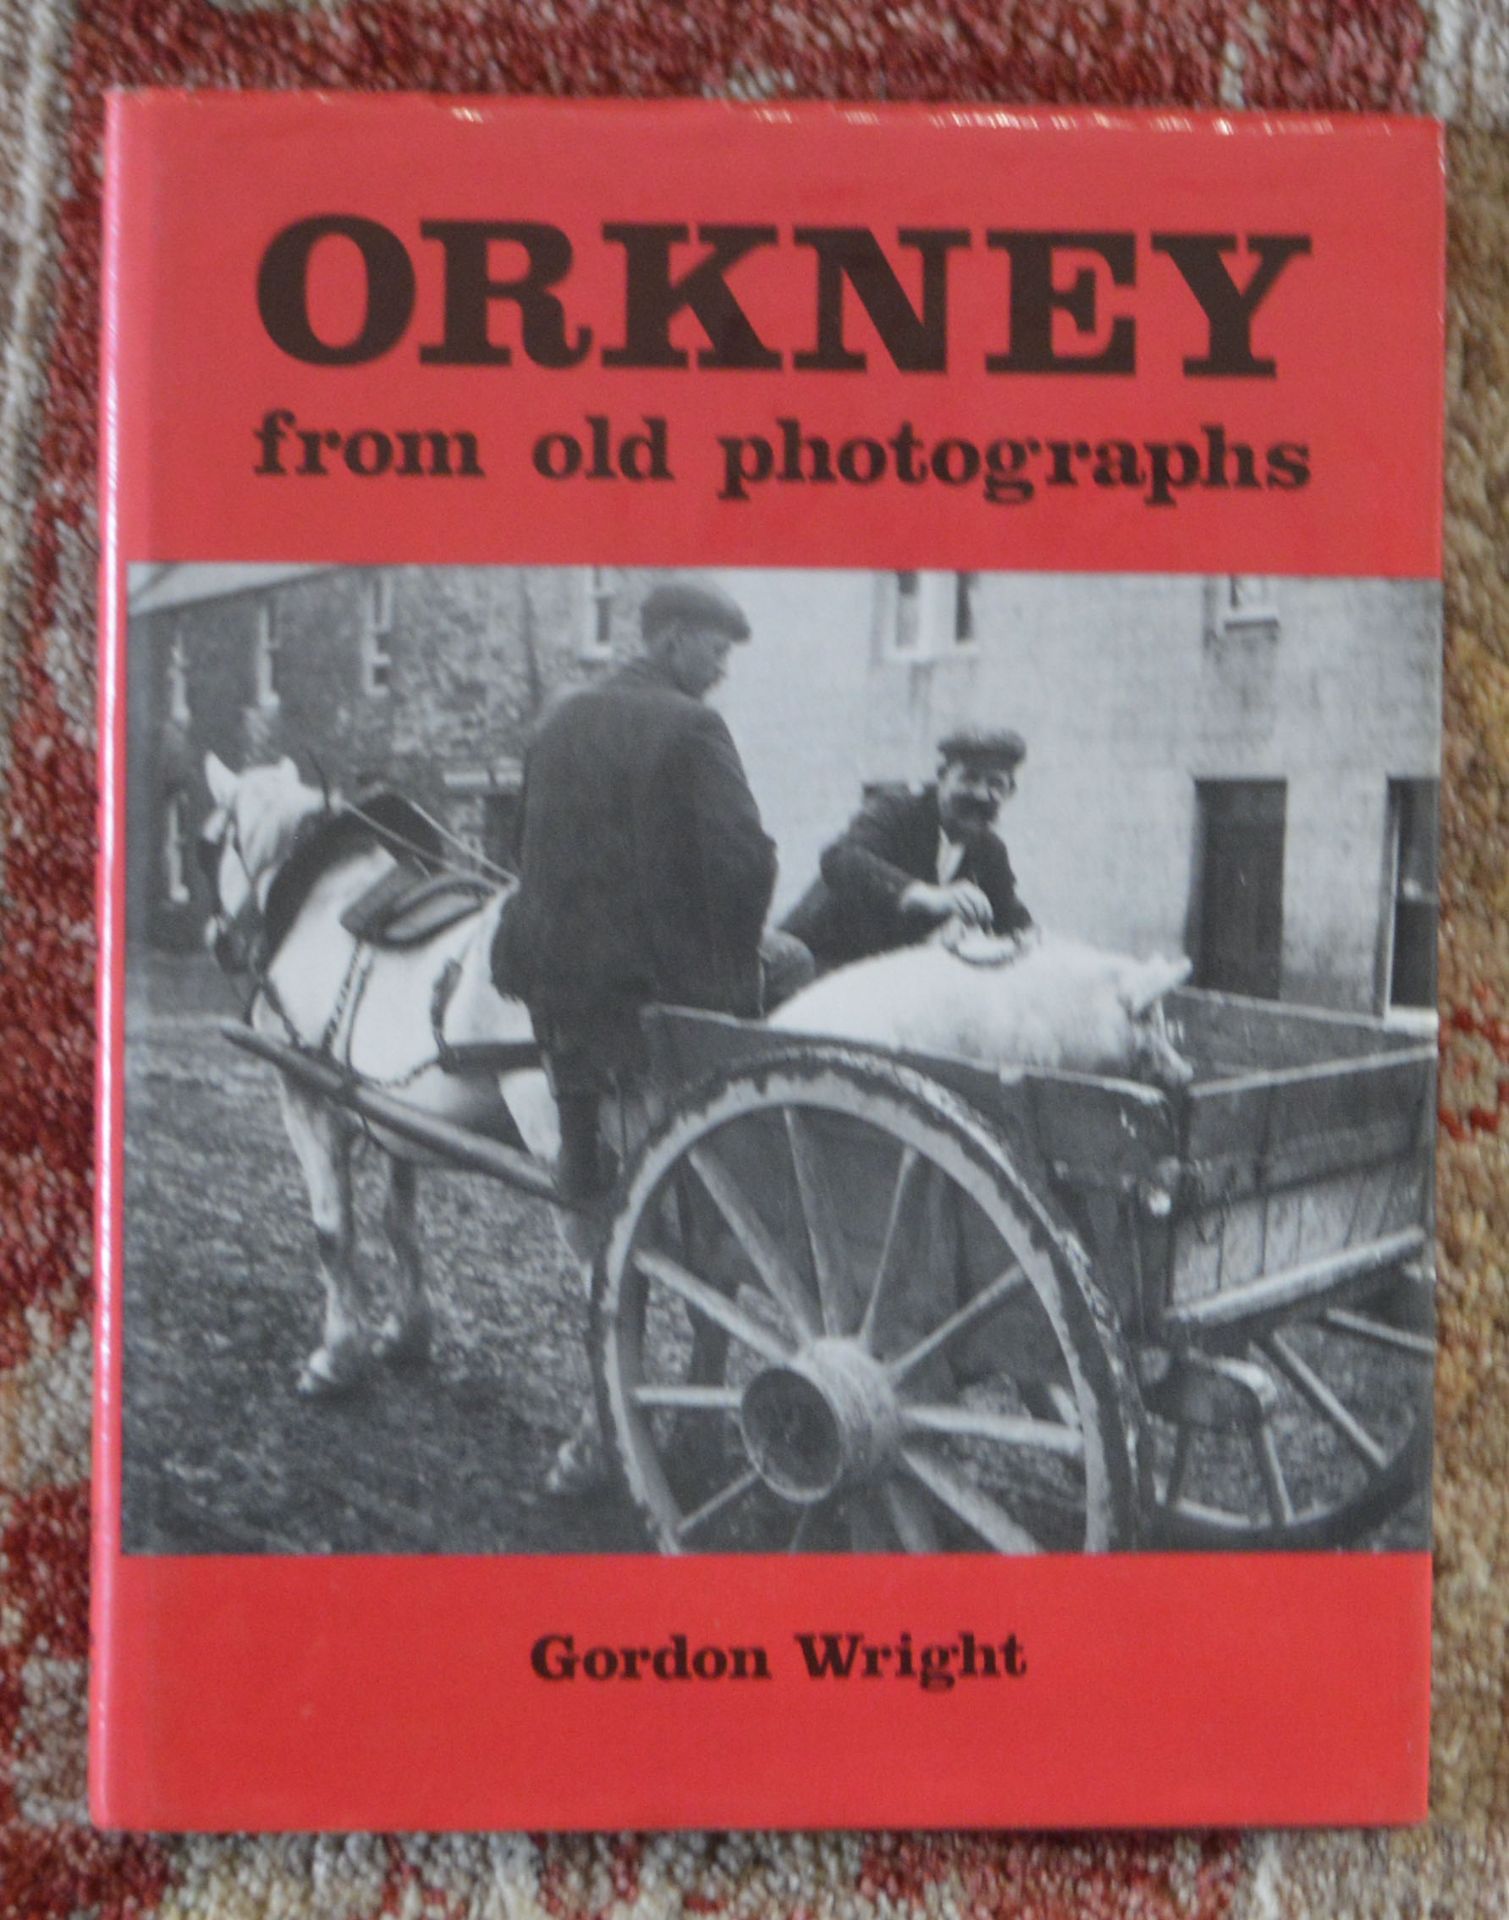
left=94, top=94, right=1443, bottom=1830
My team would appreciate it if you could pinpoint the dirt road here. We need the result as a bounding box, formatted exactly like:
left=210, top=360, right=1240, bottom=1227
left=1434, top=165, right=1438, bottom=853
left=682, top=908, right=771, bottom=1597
left=121, top=953, right=638, bottom=1553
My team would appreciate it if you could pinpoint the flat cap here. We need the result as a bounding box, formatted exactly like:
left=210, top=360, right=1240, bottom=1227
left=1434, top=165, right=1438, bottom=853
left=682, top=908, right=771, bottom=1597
left=937, top=725, right=1027, bottom=771
left=641, top=576, right=752, bottom=642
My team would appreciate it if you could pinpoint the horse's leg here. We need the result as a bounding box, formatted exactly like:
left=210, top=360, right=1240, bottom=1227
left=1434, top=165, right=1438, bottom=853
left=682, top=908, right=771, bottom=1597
left=278, top=1079, right=369, bottom=1397
left=373, top=1157, right=432, bottom=1368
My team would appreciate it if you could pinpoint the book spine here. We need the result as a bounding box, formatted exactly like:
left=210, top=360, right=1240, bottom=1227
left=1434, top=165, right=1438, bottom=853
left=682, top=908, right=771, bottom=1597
left=89, top=88, right=128, bottom=1830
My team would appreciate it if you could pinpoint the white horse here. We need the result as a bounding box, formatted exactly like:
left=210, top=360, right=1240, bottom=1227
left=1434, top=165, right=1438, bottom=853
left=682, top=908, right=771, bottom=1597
left=200, top=752, right=563, bottom=1396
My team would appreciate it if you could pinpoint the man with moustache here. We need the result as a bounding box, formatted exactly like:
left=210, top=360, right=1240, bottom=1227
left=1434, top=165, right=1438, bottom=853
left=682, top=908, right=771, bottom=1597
left=782, top=727, right=1033, bottom=972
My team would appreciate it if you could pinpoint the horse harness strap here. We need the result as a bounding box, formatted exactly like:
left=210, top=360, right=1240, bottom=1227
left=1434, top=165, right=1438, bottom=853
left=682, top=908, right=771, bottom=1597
left=243, top=937, right=370, bottom=1059
left=247, top=939, right=540, bottom=1093
left=329, top=942, right=379, bottom=1061
left=259, top=790, right=451, bottom=968
left=429, top=960, right=543, bottom=1076
left=339, top=868, right=497, bottom=950
left=225, top=787, right=540, bottom=1087
left=246, top=967, right=296, bottom=1044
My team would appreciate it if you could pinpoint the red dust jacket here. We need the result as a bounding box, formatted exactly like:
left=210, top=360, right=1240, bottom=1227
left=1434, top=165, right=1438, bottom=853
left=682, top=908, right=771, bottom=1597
left=95, top=95, right=1442, bottom=1831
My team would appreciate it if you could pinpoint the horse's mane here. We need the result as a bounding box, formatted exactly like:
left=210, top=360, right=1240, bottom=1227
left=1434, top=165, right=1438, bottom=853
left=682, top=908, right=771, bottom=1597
left=235, top=768, right=326, bottom=886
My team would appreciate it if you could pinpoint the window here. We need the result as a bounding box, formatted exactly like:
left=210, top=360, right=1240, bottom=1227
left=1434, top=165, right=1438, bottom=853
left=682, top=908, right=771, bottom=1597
left=1382, top=779, right=1438, bottom=1011
left=1207, top=575, right=1279, bottom=646
left=582, top=567, right=615, bottom=659
left=370, top=570, right=395, bottom=635
left=164, top=790, right=190, bottom=904
left=253, top=598, right=280, bottom=706
left=1226, top=576, right=1272, bottom=614
left=1193, top=780, right=1287, bottom=1000
left=888, top=571, right=978, bottom=657
left=953, top=572, right=978, bottom=645
left=362, top=572, right=395, bottom=695
left=167, top=630, right=189, bottom=724
left=893, top=571, right=922, bottom=653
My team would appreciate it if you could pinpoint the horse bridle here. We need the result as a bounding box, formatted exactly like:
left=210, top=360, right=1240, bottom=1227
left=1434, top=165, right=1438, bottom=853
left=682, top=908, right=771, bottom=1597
left=199, top=804, right=261, bottom=974
left=198, top=797, right=351, bottom=1050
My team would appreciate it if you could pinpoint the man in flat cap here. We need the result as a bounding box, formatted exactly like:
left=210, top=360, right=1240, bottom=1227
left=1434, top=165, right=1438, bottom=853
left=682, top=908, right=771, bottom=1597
left=496, top=576, right=802, bottom=1206
left=496, top=575, right=812, bottom=1496
left=783, top=727, right=1033, bottom=971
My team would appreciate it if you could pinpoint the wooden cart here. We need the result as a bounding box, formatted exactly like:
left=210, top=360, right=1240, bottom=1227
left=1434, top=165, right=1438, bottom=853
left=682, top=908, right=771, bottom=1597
left=229, top=987, right=1435, bottom=1553
left=591, top=992, right=1435, bottom=1553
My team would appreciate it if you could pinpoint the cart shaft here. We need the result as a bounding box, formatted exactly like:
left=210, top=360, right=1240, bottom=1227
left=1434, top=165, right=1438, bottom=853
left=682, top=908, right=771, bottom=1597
left=221, top=1020, right=569, bottom=1207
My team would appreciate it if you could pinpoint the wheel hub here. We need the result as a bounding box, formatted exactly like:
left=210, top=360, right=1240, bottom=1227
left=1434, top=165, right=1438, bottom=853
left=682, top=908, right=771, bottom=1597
left=739, top=1339, right=900, bottom=1502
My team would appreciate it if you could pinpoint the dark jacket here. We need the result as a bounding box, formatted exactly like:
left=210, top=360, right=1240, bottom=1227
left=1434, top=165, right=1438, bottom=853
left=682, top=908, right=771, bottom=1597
left=495, top=659, right=777, bottom=1025
left=782, top=784, right=1031, bottom=969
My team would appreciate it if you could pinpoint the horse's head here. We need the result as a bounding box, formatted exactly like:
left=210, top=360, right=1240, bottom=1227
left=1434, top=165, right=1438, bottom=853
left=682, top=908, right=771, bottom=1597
left=200, top=752, right=322, bottom=972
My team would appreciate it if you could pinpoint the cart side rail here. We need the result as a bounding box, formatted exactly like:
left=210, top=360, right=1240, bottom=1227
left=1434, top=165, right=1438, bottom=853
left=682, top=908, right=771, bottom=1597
left=1166, top=988, right=1433, bottom=1072
left=1158, top=1045, right=1434, bottom=1329
left=221, top=1021, right=567, bottom=1205
left=643, top=1007, right=1180, bottom=1198
left=1177, top=1046, right=1435, bottom=1207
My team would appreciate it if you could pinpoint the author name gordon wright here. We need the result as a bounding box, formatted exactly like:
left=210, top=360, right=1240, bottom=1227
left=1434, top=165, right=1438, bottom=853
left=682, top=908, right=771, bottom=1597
left=530, top=1631, right=1027, bottom=1692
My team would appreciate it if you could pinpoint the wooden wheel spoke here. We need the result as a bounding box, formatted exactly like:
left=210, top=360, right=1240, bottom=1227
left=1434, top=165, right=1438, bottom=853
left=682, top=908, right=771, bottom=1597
left=901, top=1403, right=1084, bottom=1460
left=653, top=1174, right=693, bottom=1259
left=1261, top=1331, right=1389, bottom=1472
left=633, top=1247, right=792, bottom=1364
left=787, top=1505, right=824, bottom=1553
left=688, top=1144, right=821, bottom=1340
left=783, top=1108, right=854, bottom=1336
left=843, top=1487, right=894, bottom=1552
left=899, top=1445, right=1042, bottom=1553
left=630, top=1383, right=741, bottom=1413
left=675, top=1467, right=762, bottom=1543
left=882, top=1475, right=943, bottom=1551
left=603, top=1061, right=1139, bottom=1554
left=858, top=1146, right=926, bottom=1351
left=1320, top=1308, right=1434, bottom=1359
left=1159, top=1496, right=1251, bottom=1534
left=1253, top=1425, right=1296, bottom=1525
left=886, top=1265, right=1029, bottom=1386
left=1165, top=1425, right=1194, bottom=1505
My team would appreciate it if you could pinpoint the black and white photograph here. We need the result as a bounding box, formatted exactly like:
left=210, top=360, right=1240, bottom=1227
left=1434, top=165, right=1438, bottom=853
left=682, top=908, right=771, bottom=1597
left=120, top=563, right=1439, bottom=1557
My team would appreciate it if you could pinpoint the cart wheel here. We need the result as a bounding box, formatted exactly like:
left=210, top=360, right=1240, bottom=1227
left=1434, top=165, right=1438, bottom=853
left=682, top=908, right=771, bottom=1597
left=592, top=1048, right=1141, bottom=1553
left=1144, top=1266, right=1434, bottom=1549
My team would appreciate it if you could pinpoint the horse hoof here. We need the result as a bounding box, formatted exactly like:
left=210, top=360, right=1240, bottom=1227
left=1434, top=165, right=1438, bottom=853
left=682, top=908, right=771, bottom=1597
left=297, top=1346, right=368, bottom=1398
left=373, top=1313, right=433, bottom=1370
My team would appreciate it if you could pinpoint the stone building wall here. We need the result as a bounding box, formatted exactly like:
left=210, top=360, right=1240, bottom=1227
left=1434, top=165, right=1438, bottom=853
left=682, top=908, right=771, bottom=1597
left=127, top=565, right=648, bottom=946
left=128, top=563, right=1440, bottom=1015
left=715, top=569, right=1439, bottom=1012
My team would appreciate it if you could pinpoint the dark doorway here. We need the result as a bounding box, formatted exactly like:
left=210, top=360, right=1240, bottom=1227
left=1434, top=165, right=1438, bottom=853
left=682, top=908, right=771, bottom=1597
left=1384, top=778, right=1439, bottom=1010
left=1194, top=780, right=1287, bottom=999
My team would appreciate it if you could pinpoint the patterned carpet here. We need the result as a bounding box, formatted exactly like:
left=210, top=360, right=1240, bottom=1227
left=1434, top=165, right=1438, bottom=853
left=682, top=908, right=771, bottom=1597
left=2, top=1, right=1507, bottom=1913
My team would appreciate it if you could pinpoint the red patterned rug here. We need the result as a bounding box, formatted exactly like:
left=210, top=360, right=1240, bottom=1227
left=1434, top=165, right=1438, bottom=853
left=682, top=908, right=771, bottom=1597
left=3, top=2, right=1507, bottom=1913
